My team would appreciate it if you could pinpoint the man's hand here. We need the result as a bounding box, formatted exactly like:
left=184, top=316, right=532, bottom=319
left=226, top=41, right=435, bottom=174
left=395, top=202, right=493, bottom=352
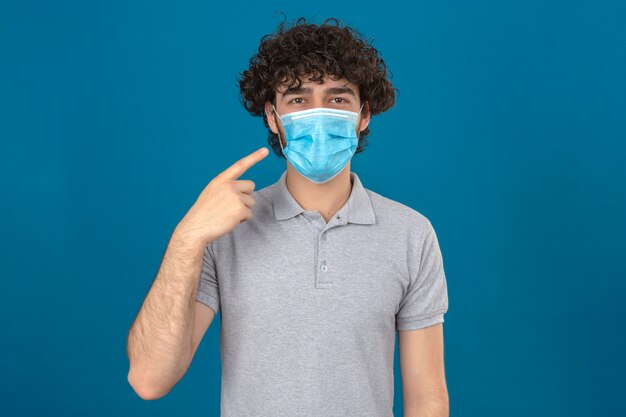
left=176, top=147, right=269, bottom=245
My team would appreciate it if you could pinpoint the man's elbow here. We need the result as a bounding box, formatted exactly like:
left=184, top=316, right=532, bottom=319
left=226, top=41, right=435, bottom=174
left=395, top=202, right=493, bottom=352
left=127, top=368, right=173, bottom=401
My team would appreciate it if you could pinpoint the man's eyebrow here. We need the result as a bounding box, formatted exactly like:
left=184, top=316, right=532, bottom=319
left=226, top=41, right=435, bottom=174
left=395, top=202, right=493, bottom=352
left=280, top=85, right=357, bottom=99
left=281, top=86, right=313, bottom=98
left=323, top=86, right=356, bottom=97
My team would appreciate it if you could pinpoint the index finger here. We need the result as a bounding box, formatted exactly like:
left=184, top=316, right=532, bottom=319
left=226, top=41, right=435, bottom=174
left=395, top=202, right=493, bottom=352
left=215, top=147, right=269, bottom=181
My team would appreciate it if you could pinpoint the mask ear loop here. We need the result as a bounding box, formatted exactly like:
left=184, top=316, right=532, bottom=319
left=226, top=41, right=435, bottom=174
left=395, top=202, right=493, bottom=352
left=271, top=104, right=287, bottom=158
left=355, top=102, right=365, bottom=137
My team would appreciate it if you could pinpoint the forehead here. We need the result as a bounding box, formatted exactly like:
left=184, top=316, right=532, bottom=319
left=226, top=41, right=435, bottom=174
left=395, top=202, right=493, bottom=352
left=276, top=75, right=358, bottom=95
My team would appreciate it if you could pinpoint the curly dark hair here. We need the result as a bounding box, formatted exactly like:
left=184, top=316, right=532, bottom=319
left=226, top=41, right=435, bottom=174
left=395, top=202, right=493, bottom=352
left=238, top=16, right=397, bottom=158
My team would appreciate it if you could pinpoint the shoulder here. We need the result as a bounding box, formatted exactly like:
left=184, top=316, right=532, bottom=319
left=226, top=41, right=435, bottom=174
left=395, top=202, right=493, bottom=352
left=365, top=188, right=433, bottom=237
left=254, top=181, right=275, bottom=204
left=251, top=182, right=276, bottom=218
left=210, top=182, right=277, bottom=250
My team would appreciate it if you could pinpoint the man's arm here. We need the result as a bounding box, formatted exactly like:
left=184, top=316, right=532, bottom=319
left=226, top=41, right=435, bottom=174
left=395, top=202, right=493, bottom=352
left=398, top=323, right=449, bottom=417
left=126, top=227, right=212, bottom=400
left=126, top=147, right=268, bottom=400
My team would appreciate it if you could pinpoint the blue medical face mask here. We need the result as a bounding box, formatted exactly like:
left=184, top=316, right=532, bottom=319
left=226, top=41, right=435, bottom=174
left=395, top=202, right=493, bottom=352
left=272, top=103, right=364, bottom=184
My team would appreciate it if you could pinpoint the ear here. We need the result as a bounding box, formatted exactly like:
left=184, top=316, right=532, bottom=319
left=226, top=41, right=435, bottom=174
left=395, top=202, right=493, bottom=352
left=358, top=101, right=372, bottom=134
left=265, top=101, right=279, bottom=134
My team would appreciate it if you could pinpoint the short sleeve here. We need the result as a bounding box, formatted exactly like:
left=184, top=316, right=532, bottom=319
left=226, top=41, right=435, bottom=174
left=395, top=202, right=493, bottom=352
left=196, top=241, right=220, bottom=314
left=396, top=221, right=449, bottom=331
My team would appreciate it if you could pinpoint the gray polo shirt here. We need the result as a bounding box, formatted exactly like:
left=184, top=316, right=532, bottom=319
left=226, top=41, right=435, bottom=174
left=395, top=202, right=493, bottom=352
left=196, top=169, right=449, bottom=417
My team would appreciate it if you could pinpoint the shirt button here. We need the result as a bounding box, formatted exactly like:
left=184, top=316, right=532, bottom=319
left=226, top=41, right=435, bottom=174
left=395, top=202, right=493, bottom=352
left=320, top=264, right=328, bottom=272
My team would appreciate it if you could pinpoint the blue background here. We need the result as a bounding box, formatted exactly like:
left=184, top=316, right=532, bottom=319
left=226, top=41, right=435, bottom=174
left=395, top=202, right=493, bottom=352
left=1, top=1, right=625, bottom=416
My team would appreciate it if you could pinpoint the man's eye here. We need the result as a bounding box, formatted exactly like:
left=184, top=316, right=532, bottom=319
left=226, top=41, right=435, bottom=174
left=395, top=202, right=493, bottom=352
left=289, top=97, right=304, bottom=104
left=331, top=97, right=348, bottom=104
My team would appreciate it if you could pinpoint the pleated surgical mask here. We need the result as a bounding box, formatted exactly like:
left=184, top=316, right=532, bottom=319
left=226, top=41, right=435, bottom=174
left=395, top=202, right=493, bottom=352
left=272, top=104, right=364, bottom=184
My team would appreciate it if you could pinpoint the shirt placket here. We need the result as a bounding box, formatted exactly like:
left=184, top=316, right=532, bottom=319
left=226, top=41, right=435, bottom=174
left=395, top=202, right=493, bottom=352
left=302, top=208, right=348, bottom=289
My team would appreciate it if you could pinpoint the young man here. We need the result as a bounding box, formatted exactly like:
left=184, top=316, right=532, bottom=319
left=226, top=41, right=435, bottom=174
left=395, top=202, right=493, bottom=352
left=127, top=17, right=449, bottom=417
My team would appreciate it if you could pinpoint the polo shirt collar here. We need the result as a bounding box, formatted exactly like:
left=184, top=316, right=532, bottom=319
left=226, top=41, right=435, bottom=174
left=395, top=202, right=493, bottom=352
left=272, top=169, right=376, bottom=225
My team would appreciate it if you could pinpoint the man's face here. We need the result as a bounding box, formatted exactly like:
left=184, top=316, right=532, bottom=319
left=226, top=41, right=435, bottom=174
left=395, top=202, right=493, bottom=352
left=265, top=75, right=371, bottom=147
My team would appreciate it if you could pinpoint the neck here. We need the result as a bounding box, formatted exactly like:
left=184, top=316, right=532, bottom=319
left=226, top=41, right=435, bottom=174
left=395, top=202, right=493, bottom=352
left=285, top=163, right=353, bottom=223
